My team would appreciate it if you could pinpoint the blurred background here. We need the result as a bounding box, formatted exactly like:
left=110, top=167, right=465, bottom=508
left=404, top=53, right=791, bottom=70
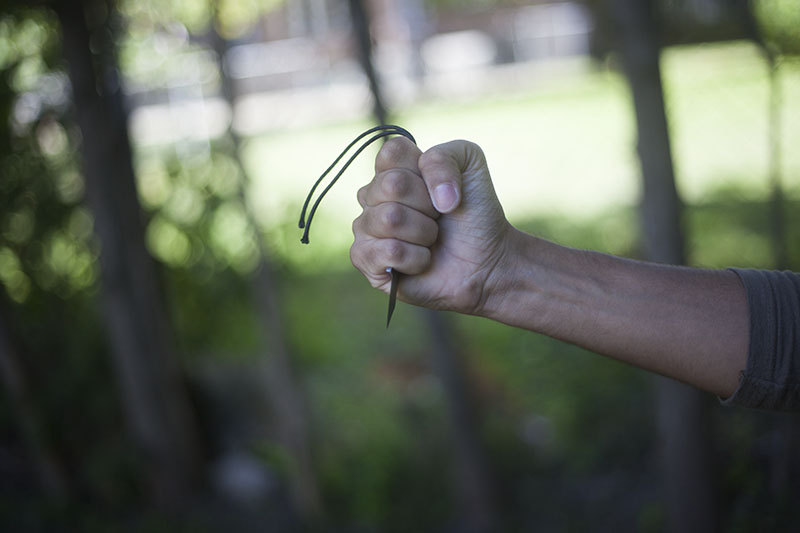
left=1, top=0, right=799, bottom=531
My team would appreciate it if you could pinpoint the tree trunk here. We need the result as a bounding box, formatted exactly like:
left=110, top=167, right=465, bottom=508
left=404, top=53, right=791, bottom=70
left=609, top=1, right=717, bottom=531
left=425, top=310, right=497, bottom=533
left=211, top=13, right=322, bottom=520
left=56, top=0, right=200, bottom=507
left=348, top=0, right=388, bottom=125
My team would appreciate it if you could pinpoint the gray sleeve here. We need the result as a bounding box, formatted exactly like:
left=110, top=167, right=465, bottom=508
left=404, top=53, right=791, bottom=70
left=721, top=268, right=800, bottom=411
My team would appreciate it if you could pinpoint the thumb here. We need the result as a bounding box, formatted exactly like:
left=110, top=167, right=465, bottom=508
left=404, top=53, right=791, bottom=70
left=418, top=140, right=486, bottom=214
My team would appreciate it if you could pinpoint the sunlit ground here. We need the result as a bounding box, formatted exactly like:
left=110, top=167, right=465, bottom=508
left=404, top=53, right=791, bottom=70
left=242, top=41, right=800, bottom=270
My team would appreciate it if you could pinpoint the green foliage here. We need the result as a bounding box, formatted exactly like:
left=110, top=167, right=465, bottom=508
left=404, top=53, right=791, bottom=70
left=0, top=10, right=97, bottom=304
left=136, top=146, right=262, bottom=274
left=753, top=0, right=800, bottom=56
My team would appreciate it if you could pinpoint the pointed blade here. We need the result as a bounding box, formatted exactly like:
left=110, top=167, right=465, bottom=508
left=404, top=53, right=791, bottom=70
left=386, top=268, right=399, bottom=328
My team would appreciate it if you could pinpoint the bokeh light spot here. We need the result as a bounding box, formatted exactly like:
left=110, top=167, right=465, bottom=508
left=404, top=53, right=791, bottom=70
left=146, top=215, right=193, bottom=267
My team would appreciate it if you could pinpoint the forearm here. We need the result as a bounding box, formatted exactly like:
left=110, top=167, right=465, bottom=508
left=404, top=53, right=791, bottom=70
left=482, top=228, right=749, bottom=398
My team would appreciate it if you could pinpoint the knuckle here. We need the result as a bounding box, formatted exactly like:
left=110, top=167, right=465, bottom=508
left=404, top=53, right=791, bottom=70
left=376, top=137, right=410, bottom=169
left=379, top=203, right=405, bottom=231
left=419, top=147, right=449, bottom=168
left=462, top=139, right=480, bottom=153
left=380, top=170, right=410, bottom=199
left=349, top=239, right=378, bottom=273
left=351, top=214, right=363, bottom=236
left=357, top=184, right=369, bottom=205
left=384, top=240, right=406, bottom=263
left=464, top=140, right=486, bottom=164
left=349, top=242, right=365, bottom=268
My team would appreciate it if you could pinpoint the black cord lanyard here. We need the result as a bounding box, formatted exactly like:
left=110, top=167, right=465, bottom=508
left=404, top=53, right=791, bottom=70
left=299, top=124, right=416, bottom=328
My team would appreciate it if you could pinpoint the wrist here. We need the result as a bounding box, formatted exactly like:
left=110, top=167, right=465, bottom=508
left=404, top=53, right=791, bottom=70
left=478, top=228, right=593, bottom=335
left=477, top=228, right=546, bottom=327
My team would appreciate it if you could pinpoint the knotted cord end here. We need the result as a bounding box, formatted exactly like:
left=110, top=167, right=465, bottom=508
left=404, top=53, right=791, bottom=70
left=299, top=125, right=416, bottom=247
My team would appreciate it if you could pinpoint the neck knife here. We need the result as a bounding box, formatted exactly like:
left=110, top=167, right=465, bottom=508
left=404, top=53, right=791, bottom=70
left=386, top=267, right=399, bottom=328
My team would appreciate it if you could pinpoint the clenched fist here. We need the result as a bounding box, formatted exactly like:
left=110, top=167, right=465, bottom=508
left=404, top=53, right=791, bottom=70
left=349, top=136, right=512, bottom=314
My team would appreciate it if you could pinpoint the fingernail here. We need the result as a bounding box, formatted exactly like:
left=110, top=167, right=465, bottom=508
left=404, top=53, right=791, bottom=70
left=433, top=183, right=458, bottom=213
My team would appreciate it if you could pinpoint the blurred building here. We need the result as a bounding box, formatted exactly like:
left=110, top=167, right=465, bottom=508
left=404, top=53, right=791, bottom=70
left=125, top=0, right=759, bottom=145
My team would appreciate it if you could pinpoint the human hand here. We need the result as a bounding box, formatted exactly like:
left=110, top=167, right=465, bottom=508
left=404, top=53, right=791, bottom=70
left=350, top=137, right=512, bottom=314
